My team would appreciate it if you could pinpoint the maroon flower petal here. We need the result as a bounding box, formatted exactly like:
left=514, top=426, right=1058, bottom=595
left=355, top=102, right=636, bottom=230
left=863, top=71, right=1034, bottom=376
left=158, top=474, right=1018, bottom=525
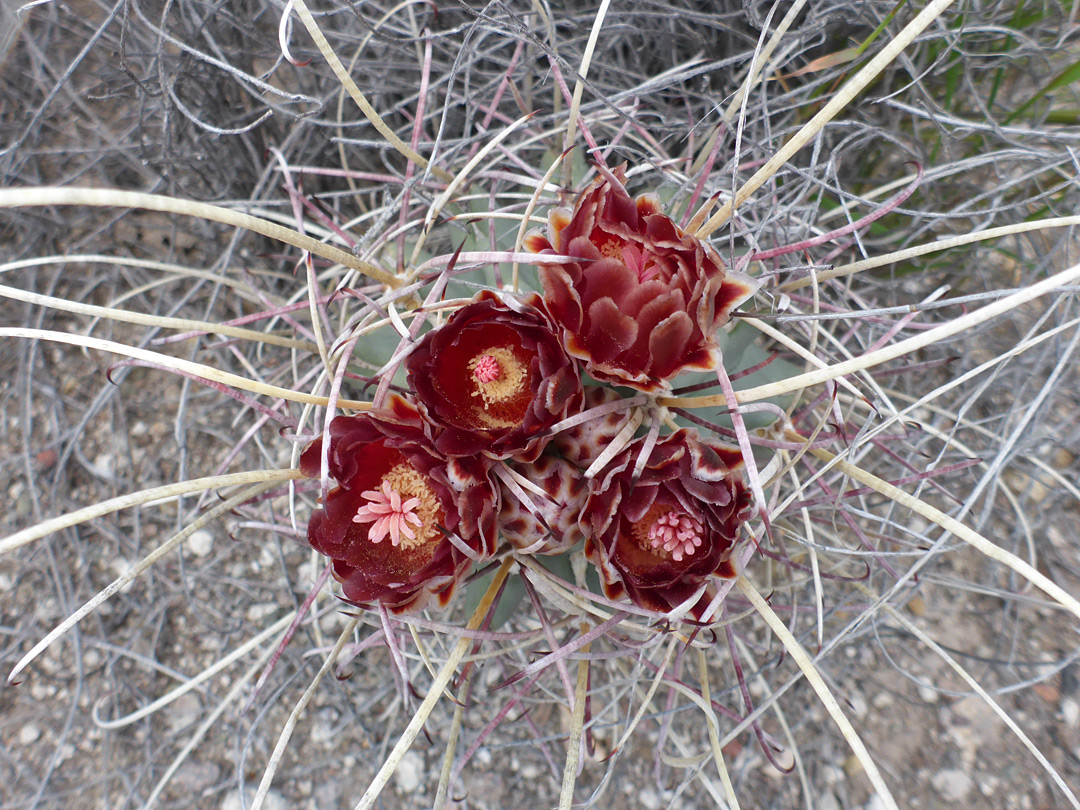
left=584, top=297, right=639, bottom=364
left=647, top=311, right=695, bottom=379
left=528, top=165, right=760, bottom=392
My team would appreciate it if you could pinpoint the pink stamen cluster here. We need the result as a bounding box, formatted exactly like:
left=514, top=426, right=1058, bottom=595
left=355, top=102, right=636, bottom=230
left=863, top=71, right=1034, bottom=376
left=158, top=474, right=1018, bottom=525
left=648, top=511, right=705, bottom=561
left=472, top=354, right=501, bottom=383
left=353, top=481, right=423, bottom=547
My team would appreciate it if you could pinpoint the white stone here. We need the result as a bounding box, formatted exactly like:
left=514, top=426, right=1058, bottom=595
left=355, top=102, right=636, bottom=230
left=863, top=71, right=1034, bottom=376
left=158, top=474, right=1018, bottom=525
left=817, top=791, right=840, bottom=810
left=931, top=768, right=974, bottom=802
left=948, top=695, right=998, bottom=765
left=245, top=603, right=278, bottom=622
left=168, top=693, right=202, bottom=732
left=310, top=719, right=335, bottom=745
left=978, top=773, right=999, bottom=796
left=822, top=764, right=845, bottom=785
left=848, top=692, right=868, bottom=720
left=864, top=795, right=889, bottom=810
left=394, top=751, right=423, bottom=793
left=917, top=684, right=939, bottom=703
left=111, top=558, right=135, bottom=593
left=90, top=453, right=116, bottom=480
left=296, top=560, right=318, bottom=591
left=639, top=789, right=661, bottom=810
left=19, top=724, right=40, bottom=745
left=188, top=530, right=214, bottom=557
left=871, top=691, right=894, bottom=709
left=1063, top=697, right=1080, bottom=728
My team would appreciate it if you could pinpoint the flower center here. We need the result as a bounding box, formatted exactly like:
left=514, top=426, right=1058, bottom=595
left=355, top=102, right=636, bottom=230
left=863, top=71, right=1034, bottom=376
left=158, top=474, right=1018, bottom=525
left=595, top=232, right=660, bottom=284
left=353, top=464, right=441, bottom=550
left=471, top=353, right=501, bottom=383
left=631, top=505, right=705, bottom=562
left=466, top=346, right=529, bottom=427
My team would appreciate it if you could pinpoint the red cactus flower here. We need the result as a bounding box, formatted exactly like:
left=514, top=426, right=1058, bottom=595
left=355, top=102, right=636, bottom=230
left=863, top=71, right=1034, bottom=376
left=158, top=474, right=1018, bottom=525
left=524, top=167, right=759, bottom=393
left=499, top=454, right=586, bottom=555
left=300, top=397, right=499, bottom=613
left=582, top=429, right=754, bottom=618
left=406, top=290, right=582, bottom=461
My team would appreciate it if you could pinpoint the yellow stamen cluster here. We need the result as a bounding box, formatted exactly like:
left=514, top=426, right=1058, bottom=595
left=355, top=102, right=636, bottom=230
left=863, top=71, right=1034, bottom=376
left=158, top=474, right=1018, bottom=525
left=467, top=346, right=528, bottom=428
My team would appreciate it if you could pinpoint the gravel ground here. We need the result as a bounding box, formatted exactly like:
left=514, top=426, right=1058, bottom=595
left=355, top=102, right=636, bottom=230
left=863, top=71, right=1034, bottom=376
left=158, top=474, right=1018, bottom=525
left=3, top=1, right=1080, bottom=808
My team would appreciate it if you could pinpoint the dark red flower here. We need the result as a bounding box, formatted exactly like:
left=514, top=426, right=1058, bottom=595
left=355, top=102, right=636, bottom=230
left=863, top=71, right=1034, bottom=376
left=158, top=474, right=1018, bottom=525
left=498, top=454, right=586, bottom=555
left=300, top=397, right=499, bottom=613
left=581, top=429, right=754, bottom=618
left=525, top=167, right=759, bottom=393
left=406, top=290, right=582, bottom=461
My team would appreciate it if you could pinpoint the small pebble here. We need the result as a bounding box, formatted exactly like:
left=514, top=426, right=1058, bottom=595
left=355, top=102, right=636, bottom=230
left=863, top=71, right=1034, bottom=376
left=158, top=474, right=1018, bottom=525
left=395, top=751, right=423, bottom=793
left=168, top=693, right=202, bottom=732
left=90, top=453, right=116, bottom=480
left=871, top=691, right=894, bottom=709
left=843, top=753, right=863, bottom=777
left=245, top=603, right=277, bottom=622
left=111, top=559, right=135, bottom=593
left=1048, top=525, right=1067, bottom=548
left=848, top=692, right=868, bottom=720
left=315, top=780, right=342, bottom=809
left=1062, top=697, right=1079, bottom=728
left=917, top=684, right=939, bottom=703
left=931, top=768, right=974, bottom=801
left=188, top=530, right=213, bottom=557
left=19, top=724, right=40, bottom=745
left=309, top=718, right=335, bottom=745
left=172, top=760, right=220, bottom=793
left=979, top=773, right=999, bottom=797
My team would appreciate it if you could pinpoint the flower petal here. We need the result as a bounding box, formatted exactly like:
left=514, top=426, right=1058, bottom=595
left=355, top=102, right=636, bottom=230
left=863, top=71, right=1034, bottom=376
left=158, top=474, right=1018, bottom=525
left=585, top=297, right=638, bottom=364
